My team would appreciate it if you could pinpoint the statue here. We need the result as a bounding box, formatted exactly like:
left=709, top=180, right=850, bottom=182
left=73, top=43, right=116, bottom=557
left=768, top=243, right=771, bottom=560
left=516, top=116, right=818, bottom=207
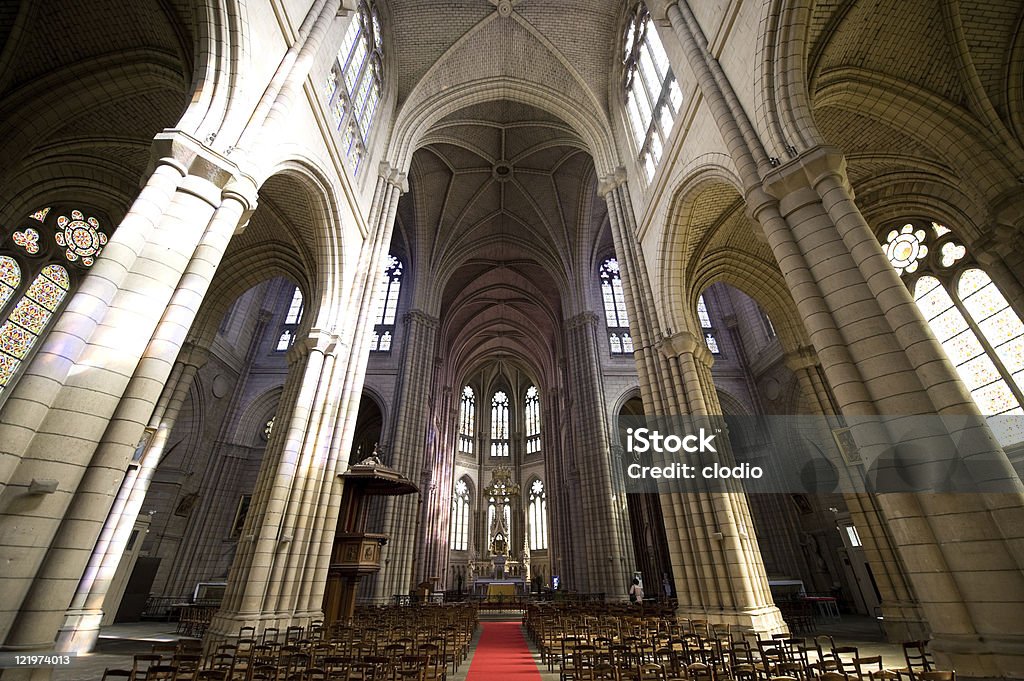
left=484, top=466, right=519, bottom=557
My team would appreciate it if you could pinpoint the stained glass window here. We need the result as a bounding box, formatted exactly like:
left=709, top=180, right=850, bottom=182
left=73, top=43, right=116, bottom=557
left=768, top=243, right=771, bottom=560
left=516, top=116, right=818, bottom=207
left=276, top=286, right=303, bottom=352
left=601, top=258, right=633, bottom=354
left=327, top=0, right=384, bottom=175
left=55, top=210, right=107, bottom=266
left=263, top=417, right=275, bottom=440
left=29, top=207, right=50, bottom=222
left=459, top=386, right=475, bottom=454
left=490, top=391, right=510, bottom=457
left=761, top=307, right=776, bottom=339
left=370, top=254, right=402, bottom=353
left=623, top=3, right=680, bottom=182
left=528, top=478, right=548, bottom=551
left=880, top=220, right=1024, bottom=445
left=698, top=293, right=720, bottom=355
left=0, top=256, right=20, bottom=311
left=883, top=223, right=928, bottom=275
left=0, top=265, right=70, bottom=394
left=13, top=228, right=40, bottom=254
left=450, top=478, right=471, bottom=551
left=525, top=386, right=541, bottom=454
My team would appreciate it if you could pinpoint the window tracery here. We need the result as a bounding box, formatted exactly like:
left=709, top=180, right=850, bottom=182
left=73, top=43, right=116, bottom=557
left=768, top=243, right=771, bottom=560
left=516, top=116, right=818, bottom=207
left=528, top=478, right=547, bottom=551
left=491, top=390, right=510, bottom=457
left=459, top=386, right=475, bottom=454
left=326, top=0, right=384, bottom=175
left=450, top=478, right=470, bottom=551
left=601, top=258, right=633, bottom=355
left=881, top=220, right=1024, bottom=444
left=370, top=254, right=402, bottom=353
left=0, top=206, right=108, bottom=397
left=525, top=385, right=541, bottom=454
left=623, top=3, right=680, bottom=182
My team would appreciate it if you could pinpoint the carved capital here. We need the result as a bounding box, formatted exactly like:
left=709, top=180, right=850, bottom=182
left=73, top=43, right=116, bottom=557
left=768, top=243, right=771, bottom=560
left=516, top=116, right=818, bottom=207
left=379, top=160, right=409, bottom=193
left=222, top=174, right=260, bottom=231
left=762, top=145, right=848, bottom=201
left=566, top=310, right=601, bottom=330
left=404, top=308, right=439, bottom=329
left=150, top=129, right=241, bottom=190
left=659, top=330, right=714, bottom=367
left=784, top=345, right=820, bottom=372
left=597, top=167, right=628, bottom=198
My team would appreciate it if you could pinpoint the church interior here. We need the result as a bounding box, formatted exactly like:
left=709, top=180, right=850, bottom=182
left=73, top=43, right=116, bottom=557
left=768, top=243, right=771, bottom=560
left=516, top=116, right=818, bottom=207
left=1, top=0, right=1024, bottom=679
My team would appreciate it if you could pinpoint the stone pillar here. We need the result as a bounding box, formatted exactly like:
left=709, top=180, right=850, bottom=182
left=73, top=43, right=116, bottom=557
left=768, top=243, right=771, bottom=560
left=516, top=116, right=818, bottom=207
left=600, top=173, right=785, bottom=630
left=0, top=135, right=256, bottom=651
left=659, top=332, right=787, bottom=631
left=659, top=2, right=1024, bottom=670
left=416, top=384, right=455, bottom=588
left=210, top=165, right=406, bottom=635
left=0, top=156, right=188, bottom=492
left=162, top=311, right=275, bottom=601
left=53, top=343, right=209, bottom=653
left=209, top=330, right=342, bottom=634
left=374, top=309, right=438, bottom=601
left=563, top=311, right=631, bottom=595
left=784, top=348, right=929, bottom=640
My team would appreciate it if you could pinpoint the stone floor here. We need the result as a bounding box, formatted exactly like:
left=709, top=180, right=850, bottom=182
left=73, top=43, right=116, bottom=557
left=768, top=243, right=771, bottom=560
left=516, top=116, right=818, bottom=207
left=48, top=615, right=906, bottom=680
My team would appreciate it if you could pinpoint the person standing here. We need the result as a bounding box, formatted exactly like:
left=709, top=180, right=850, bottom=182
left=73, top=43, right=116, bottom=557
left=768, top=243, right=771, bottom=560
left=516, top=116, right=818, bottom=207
left=629, top=578, right=644, bottom=605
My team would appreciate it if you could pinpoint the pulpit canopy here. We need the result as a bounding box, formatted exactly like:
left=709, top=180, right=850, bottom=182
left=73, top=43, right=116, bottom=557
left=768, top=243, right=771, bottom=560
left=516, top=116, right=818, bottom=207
left=339, top=454, right=419, bottom=497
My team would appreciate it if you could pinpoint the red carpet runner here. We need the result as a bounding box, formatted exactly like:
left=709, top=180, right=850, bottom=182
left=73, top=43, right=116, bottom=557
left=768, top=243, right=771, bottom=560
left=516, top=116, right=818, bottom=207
left=465, top=621, right=542, bottom=680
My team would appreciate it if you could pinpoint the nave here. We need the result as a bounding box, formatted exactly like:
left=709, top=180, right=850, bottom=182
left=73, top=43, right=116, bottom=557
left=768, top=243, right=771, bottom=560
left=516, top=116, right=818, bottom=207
left=77, top=603, right=934, bottom=681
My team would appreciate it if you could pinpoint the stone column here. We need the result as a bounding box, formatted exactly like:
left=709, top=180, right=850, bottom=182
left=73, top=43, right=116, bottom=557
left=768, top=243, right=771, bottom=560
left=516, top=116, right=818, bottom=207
left=563, top=311, right=631, bottom=595
left=162, top=311, right=275, bottom=601
left=0, top=135, right=256, bottom=651
left=209, top=330, right=341, bottom=634
left=0, top=156, right=188, bottom=492
left=373, top=309, right=439, bottom=601
left=761, top=151, right=1024, bottom=676
left=53, top=343, right=209, bottom=653
left=416, top=384, right=455, bottom=587
left=600, top=173, right=784, bottom=630
left=659, top=2, right=1024, bottom=669
left=659, top=332, right=786, bottom=631
left=784, top=348, right=929, bottom=640
left=210, top=165, right=406, bottom=635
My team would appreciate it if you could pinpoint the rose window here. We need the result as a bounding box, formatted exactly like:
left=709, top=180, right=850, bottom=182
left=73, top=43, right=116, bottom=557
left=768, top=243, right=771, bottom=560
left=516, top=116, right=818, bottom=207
left=884, top=224, right=928, bottom=274
left=55, top=210, right=107, bottom=266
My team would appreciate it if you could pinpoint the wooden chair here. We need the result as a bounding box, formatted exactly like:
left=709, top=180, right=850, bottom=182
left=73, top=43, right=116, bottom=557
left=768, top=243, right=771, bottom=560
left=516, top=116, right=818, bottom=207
left=101, top=670, right=132, bottom=681
left=902, top=641, right=934, bottom=680
left=851, top=656, right=885, bottom=681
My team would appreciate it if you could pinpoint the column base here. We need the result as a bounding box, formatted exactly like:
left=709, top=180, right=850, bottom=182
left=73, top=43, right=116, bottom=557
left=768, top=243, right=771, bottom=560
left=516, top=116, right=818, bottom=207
left=206, top=609, right=325, bottom=641
left=53, top=610, right=104, bottom=654
left=674, top=603, right=788, bottom=635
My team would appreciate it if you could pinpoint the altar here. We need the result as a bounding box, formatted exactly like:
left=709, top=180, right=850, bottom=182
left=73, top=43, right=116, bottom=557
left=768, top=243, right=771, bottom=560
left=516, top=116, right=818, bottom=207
left=473, top=578, right=527, bottom=599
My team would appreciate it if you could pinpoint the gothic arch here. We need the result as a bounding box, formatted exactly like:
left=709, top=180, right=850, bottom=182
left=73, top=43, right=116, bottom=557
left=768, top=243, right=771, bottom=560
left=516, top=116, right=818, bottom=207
left=754, top=0, right=820, bottom=153
left=260, top=156, right=350, bottom=329
left=658, top=165, right=745, bottom=333
left=188, top=249, right=309, bottom=347
left=389, top=78, right=619, bottom=175
left=230, top=386, right=285, bottom=448
left=690, top=251, right=809, bottom=355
